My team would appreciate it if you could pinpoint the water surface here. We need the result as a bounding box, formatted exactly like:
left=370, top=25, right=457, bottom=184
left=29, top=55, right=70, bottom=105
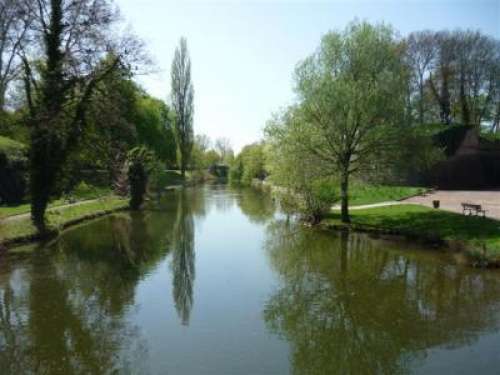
left=1, top=185, right=500, bottom=374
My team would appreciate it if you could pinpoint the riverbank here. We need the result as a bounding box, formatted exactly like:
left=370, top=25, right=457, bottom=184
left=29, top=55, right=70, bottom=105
left=0, top=196, right=128, bottom=249
left=323, top=204, right=500, bottom=267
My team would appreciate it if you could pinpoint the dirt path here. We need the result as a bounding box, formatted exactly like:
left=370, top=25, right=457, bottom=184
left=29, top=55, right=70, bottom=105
left=0, top=199, right=99, bottom=223
left=403, top=190, right=500, bottom=220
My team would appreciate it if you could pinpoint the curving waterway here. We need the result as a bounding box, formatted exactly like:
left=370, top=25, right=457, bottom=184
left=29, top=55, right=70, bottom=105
left=1, top=185, right=500, bottom=374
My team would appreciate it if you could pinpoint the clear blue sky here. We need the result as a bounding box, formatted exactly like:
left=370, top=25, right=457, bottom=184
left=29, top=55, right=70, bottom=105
left=116, top=0, right=499, bottom=152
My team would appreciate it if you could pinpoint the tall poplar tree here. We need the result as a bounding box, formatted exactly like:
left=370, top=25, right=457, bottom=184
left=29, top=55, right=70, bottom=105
left=171, top=37, right=194, bottom=177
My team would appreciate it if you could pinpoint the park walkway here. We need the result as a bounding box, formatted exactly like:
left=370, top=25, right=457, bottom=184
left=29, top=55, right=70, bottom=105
left=332, top=190, right=500, bottom=220
left=403, top=190, right=500, bottom=220
left=332, top=201, right=403, bottom=210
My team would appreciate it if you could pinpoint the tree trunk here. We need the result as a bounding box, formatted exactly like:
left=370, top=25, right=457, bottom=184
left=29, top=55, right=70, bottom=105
left=418, top=75, right=424, bottom=124
left=340, top=169, right=350, bottom=223
left=459, top=73, right=470, bottom=126
left=440, top=70, right=452, bottom=125
left=30, top=142, right=53, bottom=235
left=0, top=84, right=5, bottom=112
left=31, top=195, right=49, bottom=234
left=180, top=161, right=186, bottom=177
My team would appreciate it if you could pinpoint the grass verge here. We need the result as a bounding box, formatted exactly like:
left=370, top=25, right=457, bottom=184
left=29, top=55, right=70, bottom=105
left=348, top=184, right=426, bottom=206
left=0, top=196, right=128, bottom=247
left=0, top=189, right=113, bottom=219
left=324, top=204, right=500, bottom=267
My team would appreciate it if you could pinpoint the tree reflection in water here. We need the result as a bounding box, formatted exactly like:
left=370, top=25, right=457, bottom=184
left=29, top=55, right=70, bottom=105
left=170, top=190, right=196, bottom=325
left=263, top=219, right=500, bottom=375
left=235, top=187, right=276, bottom=224
left=0, top=210, right=175, bottom=375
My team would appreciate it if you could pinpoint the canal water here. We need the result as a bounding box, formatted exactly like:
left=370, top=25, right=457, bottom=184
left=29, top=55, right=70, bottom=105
left=1, top=185, right=500, bottom=374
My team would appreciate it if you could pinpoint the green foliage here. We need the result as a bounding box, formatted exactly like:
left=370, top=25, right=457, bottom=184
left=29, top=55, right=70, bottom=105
left=135, top=96, right=176, bottom=164
left=229, top=157, right=244, bottom=184
left=264, top=21, right=409, bottom=223
left=0, top=135, right=26, bottom=160
left=347, top=184, right=425, bottom=205
left=190, top=137, right=221, bottom=170
left=282, top=177, right=340, bottom=224
left=171, top=37, right=194, bottom=176
left=0, top=111, right=29, bottom=144
left=148, top=160, right=171, bottom=193
left=127, top=147, right=154, bottom=210
left=230, top=143, right=267, bottom=186
left=265, top=109, right=338, bottom=222
left=0, top=136, right=28, bottom=205
left=69, top=181, right=110, bottom=201
left=71, top=181, right=95, bottom=199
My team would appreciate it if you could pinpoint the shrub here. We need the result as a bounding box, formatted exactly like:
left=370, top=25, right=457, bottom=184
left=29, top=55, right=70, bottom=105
left=128, top=147, right=154, bottom=210
left=279, top=177, right=339, bottom=224
left=0, top=136, right=28, bottom=204
left=72, top=181, right=95, bottom=199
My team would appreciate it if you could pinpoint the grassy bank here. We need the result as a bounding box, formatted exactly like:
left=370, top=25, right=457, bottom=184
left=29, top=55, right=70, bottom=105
left=0, top=196, right=128, bottom=247
left=348, top=184, right=426, bottom=205
left=0, top=183, right=112, bottom=219
left=324, top=204, right=500, bottom=266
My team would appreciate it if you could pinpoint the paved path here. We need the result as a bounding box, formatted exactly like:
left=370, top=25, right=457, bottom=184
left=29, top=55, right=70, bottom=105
left=332, top=201, right=403, bottom=210
left=403, top=190, right=500, bottom=220
left=332, top=190, right=500, bottom=220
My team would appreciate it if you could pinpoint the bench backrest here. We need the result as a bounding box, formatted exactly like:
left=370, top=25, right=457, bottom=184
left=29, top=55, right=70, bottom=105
left=462, top=203, right=482, bottom=210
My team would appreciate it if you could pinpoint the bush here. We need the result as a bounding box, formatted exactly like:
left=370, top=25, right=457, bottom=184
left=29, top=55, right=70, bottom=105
left=128, top=147, right=154, bottom=210
left=0, top=136, right=28, bottom=205
left=280, top=177, right=339, bottom=224
left=72, top=181, right=95, bottom=199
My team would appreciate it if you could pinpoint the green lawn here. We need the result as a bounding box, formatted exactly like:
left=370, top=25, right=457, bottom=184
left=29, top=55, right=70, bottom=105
left=348, top=184, right=426, bottom=206
left=324, top=204, right=500, bottom=262
left=0, top=196, right=128, bottom=244
left=0, top=187, right=112, bottom=219
left=0, top=199, right=65, bottom=219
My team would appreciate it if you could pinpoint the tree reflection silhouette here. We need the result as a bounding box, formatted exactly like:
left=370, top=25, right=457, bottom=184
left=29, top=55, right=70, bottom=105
left=263, top=219, right=500, bottom=374
left=0, top=210, right=177, bottom=375
left=170, top=190, right=196, bottom=326
left=235, top=187, right=276, bottom=224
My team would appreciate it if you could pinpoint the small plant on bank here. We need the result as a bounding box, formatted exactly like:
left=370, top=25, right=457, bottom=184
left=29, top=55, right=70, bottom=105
left=279, top=178, right=339, bottom=224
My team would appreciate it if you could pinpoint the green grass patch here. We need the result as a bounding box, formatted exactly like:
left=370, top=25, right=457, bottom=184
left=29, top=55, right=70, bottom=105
left=325, top=204, right=500, bottom=261
left=0, top=196, right=128, bottom=243
left=348, top=184, right=426, bottom=206
left=0, top=201, right=58, bottom=219
left=0, top=183, right=112, bottom=219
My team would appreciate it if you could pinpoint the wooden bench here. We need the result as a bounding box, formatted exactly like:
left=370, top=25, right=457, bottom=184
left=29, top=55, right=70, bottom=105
left=461, top=203, right=487, bottom=217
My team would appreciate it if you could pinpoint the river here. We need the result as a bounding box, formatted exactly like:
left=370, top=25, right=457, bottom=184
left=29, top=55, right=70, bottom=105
left=1, top=185, right=500, bottom=374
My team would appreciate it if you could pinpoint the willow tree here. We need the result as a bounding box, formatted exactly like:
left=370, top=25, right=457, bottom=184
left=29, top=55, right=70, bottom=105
left=295, top=22, right=408, bottom=223
left=171, top=37, right=194, bottom=177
